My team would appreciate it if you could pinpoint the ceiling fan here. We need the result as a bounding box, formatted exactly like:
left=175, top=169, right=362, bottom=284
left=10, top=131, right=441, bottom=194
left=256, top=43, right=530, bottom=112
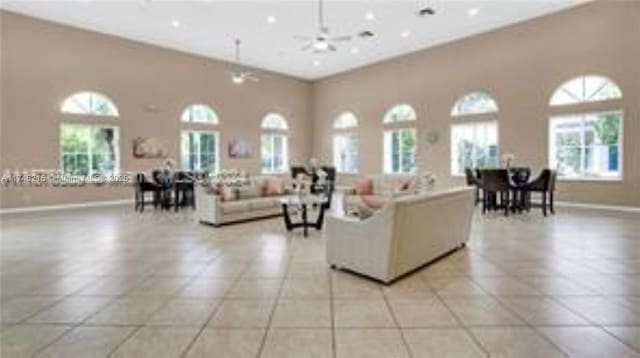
left=230, top=39, right=258, bottom=84
left=294, top=0, right=371, bottom=54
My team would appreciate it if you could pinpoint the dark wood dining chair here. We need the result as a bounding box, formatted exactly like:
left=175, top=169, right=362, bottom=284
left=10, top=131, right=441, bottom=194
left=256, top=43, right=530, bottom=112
left=478, top=169, right=511, bottom=216
left=465, top=168, right=481, bottom=206
left=174, top=171, right=195, bottom=211
left=519, top=169, right=554, bottom=216
left=134, top=173, right=161, bottom=212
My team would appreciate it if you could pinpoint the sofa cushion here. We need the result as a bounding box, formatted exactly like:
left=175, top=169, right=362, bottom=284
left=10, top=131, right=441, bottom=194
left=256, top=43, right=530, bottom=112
left=247, top=197, right=278, bottom=211
left=221, top=201, right=249, bottom=214
left=238, top=185, right=262, bottom=200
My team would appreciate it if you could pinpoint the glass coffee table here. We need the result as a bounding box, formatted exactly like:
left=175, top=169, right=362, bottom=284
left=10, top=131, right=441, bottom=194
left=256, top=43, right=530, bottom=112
left=280, top=194, right=329, bottom=237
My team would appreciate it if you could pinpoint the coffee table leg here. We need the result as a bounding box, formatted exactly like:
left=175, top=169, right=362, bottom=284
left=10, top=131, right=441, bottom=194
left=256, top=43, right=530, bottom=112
left=281, top=204, right=293, bottom=231
left=301, top=204, right=308, bottom=237
left=315, top=203, right=325, bottom=230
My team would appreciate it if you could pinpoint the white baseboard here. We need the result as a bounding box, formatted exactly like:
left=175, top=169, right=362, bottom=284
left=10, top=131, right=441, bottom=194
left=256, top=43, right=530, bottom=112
left=553, top=201, right=640, bottom=213
left=0, top=199, right=133, bottom=214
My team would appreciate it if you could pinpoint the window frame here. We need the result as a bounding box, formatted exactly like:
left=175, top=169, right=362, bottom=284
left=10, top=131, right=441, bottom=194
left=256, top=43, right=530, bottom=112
left=549, top=75, right=622, bottom=107
left=180, top=104, right=219, bottom=124
left=383, top=104, right=417, bottom=124
left=548, top=110, right=624, bottom=182
left=60, top=91, right=120, bottom=117
left=261, top=133, right=289, bottom=174
left=449, top=120, right=500, bottom=177
left=451, top=91, right=499, bottom=117
left=58, top=123, right=121, bottom=176
left=333, top=132, right=359, bottom=174
left=383, top=127, right=417, bottom=174
left=180, top=129, right=220, bottom=173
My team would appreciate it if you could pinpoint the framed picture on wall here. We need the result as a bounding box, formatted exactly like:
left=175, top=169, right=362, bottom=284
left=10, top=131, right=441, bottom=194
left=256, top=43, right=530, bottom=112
left=228, top=138, right=254, bottom=158
left=132, top=137, right=168, bottom=159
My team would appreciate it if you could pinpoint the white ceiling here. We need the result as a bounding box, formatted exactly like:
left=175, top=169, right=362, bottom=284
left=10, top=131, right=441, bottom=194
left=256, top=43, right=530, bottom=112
left=1, top=0, right=586, bottom=80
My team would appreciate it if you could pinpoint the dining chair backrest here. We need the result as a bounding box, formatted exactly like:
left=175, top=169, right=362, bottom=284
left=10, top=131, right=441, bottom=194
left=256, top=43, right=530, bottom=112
left=464, top=168, right=479, bottom=186
left=291, top=166, right=309, bottom=179
left=548, top=170, right=557, bottom=191
left=509, top=167, right=531, bottom=185
left=527, top=169, right=552, bottom=191
left=479, top=169, right=510, bottom=192
left=321, top=166, right=337, bottom=182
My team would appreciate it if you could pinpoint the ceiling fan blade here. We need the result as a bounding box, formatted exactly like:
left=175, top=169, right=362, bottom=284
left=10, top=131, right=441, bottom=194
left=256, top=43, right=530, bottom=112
left=301, top=42, right=314, bottom=51
left=293, top=35, right=313, bottom=41
left=247, top=76, right=259, bottom=82
left=330, top=35, right=352, bottom=42
left=328, top=44, right=337, bottom=52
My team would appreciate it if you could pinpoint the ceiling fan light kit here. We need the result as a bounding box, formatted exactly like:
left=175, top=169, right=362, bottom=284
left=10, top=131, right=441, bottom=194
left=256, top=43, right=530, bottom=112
left=295, top=0, right=372, bottom=54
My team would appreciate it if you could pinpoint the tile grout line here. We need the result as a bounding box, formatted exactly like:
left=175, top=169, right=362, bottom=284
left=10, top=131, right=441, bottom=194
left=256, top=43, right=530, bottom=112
left=419, top=273, right=491, bottom=358
left=255, top=249, right=294, bottom=358
left=380, top=285, right=420, bottom=358
left=328, top=270, right=337, bottom=358
left=179, top=259, right=254, bottom=358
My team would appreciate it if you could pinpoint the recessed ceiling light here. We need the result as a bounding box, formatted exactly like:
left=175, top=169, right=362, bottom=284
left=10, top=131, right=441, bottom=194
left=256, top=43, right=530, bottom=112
left=171, top=19, right=181, bottom=28
left=351, top=47, right=360, bottom=54
left=267, top=15, right=277, bottom=24
left=468, top=7, right=480, bottom=17
left=365, top=10, right=375, bottom=21
left=312, top=60, right=321, bottom=67
left=400, top=30, right=410, bottom=38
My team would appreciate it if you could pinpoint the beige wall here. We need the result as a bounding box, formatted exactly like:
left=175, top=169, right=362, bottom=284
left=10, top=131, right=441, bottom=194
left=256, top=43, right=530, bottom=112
left=311, top=1, right=640, bottom=207
left=2, top=2, right=639, bottom=210
left=0, top=12, right=312, bottom=209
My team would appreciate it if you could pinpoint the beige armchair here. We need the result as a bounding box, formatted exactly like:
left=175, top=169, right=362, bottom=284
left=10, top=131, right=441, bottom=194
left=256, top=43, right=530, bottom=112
left=325, top=187, right=475, bottom=283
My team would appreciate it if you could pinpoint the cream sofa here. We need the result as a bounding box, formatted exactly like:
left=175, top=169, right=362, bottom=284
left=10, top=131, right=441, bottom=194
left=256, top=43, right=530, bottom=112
left=342, top=174, right=415, bottom=214
left=195, top=176, right=289, bottom=226
left=326, top=187, right=475, bottom=283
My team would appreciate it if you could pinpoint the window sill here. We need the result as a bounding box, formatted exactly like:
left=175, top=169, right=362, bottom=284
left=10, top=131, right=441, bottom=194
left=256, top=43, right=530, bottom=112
left=557, top=177, right=622, bottom=183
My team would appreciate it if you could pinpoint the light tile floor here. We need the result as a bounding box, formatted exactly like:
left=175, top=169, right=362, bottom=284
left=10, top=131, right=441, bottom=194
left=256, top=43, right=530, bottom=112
left=1, top=205, right=639, bottom=357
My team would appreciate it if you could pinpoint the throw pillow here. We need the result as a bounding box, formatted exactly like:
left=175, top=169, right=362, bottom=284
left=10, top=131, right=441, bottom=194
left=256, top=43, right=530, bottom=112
left=355, top=178, right=373, bottom=196
left=219, top=186, right=238, bottom=202
left=264, top=177, right=284, bottom=196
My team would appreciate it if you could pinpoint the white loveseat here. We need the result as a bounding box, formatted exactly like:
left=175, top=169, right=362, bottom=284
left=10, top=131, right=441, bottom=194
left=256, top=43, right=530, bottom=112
left=326, top=187, right=475, bottom=283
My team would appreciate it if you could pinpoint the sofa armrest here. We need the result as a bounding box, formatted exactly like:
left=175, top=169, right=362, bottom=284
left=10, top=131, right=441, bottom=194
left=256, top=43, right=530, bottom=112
left=195, top=185, right=221, bottom=225
left=325, top=205, right=395, bottom=282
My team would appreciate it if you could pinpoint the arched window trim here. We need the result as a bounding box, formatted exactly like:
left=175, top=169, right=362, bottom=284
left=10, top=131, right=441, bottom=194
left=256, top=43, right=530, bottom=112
left=60, top=91, right=119, bottom=117
left=549, top=75, right=622, bottom=106
left=451, top=91, right=499, bottom=117
left=333, top=112, right=359, bottom=130
left=383, top=104, right=417, bottom=124
left=181, top=104, right=219, bottom=124
left=261, top=112, right=289, bottom=131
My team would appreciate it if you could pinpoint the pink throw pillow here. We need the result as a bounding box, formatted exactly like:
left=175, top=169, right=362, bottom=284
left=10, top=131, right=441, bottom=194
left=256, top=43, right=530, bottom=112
left=264, top=178, right=283, bottom=196
left=219, top=186, right=237, bottom=202
left=361, top=195, right=388, bottom=209
left=355, top=178, right=374, bottom=196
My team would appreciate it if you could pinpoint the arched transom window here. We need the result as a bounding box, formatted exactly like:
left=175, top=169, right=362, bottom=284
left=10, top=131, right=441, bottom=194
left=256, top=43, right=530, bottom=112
left=383, top=104, right=416, bottom=124
left=451, top=91, right=498, bottom=117
left=333, top=112, right=359, bottom=173
left=181, top=104, right=219, bottom=124
left=261, top=113, right=289, bottom=130
left=549, top=75, right=623, bottom=180
left=333, top=112, right=358, bottom=129
left=61, top=91, right=119, bottom=117
left=550, top=75, right=622, bottom=106
left=261, top=113, right=289, bottom=173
